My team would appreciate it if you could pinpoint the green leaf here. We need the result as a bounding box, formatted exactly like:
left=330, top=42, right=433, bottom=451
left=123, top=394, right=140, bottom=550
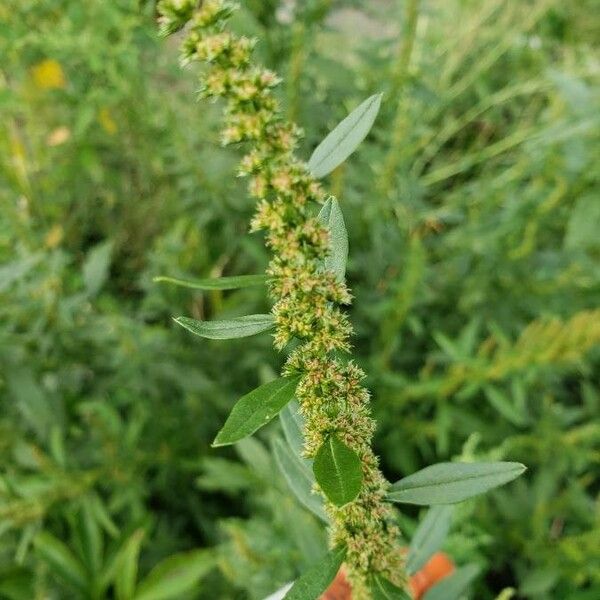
left=0, top=253, right=41, bottom=293
left=308, top=93, right=383, bottom=178
left=313, top=435, right=362, bottom=507
left=153, top=273, right=268, bottom=290
left=370, top=576, right=412, bottom=599
left=422, top=564, right=480, bottom=600
left=114, top=529, right=145, bottom=600
left=76, top=498, right=103, bottom=576
left=33, top=532, right=87, bottom=592
left=279, top=399, right=306, bottom=459
left=15, top=523, right=36, bottom=566
left=520, top=568, right=560, bottom=596
left=317, top=197, right=348, bottom=282
left=484, top=386, right=527, bottom=427
left=273, top=437, right=328, bottom=523
left=387, top=462, right=526, bottom=505
left=133, top=550, right=214, bottom=600
left=407, top=506, right=454, bottom=574
left=236, top=437, right=273, bottom=480
left=83, top=240, right=113, bottom=296
left=174, top=314, right=274, bottom=339
left=565, top=193, right=600, bottom=251
left=7, top=369, right=59, bottom=442
left=284, top=546, right=345, bottom=600
left=563, top=591, right=598, bottom=600
left=89, top=494, right=119, bottom=539
left=213, top=376, right=300, bottom=447
left=197, top=456, right=256, bottom=493
left=0, top=568, right=35, bottom=599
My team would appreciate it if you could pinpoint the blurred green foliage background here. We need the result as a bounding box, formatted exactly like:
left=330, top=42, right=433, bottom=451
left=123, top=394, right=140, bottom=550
left=1, top=0, right=599, bottom=598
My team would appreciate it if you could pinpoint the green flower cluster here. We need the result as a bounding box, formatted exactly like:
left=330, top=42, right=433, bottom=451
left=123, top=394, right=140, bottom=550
left=158, top=0, right=406, bottom=594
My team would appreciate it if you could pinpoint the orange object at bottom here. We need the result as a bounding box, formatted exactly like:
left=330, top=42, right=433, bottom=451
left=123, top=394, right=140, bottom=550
left=409, top=552, right=455, bottom=599
left=321, top=552, right=455, bottom=600
left=321, top=568, right=353, bottom=600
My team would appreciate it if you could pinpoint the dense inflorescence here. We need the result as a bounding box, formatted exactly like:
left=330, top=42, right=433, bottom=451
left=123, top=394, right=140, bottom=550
left=157, top=0, right=406, bottom=594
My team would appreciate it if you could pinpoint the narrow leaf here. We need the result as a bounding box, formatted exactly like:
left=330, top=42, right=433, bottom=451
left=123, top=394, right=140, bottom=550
left=407, top=506, right=454, bottom=574
left=484, top=386, right=527, bottom=427
left=284, top=546, right=346, bottom=600
left=89, top=494, right=119, bottom=538
left=0, top=253, right=41, bottom=293
left=133, top=550, right=214, bottom=600
left=308, top=93, right=383, bottom=178
left=370, top=576, right=412, bottom=600
left=313, top=435, right=362, bottom=507
left=422, top=564, right=480, bottom=600
left=273, top=438, right=328, bottom=523
left=114, top=529, right=145, bottom=600
left=318, top=198, right=348, bottom=282
left=213, top=376, right=300, bottom=447
left=153, top=273, right=268, bottom=290
left=236, top=437, right=272, bottom=480
left=265, top=583, right=294, bottom=600
left=33, top=532, right=87, bottom=591
left=83, top=240, right=113, bottom=296
left=520, top=568, right=560, bottom=596
left=174, top=314, right=274, bottom=339
left=387, top=462, right=526, bottom=505
left=279, top=399, right=306, bottom=458
left=76, top=498, right=103, bottom=576
left=8, top=370, right=58, bottom=442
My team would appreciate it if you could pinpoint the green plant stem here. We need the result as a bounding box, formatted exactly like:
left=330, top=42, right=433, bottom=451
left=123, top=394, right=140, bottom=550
left=157, top=2, right=407, bottom=596
left=286, top=0, right=333, bottom=122
left=376, top=232, right=424, bottom=369
left=378, top=0, right=421, bottom=200
left=287, top=21, right=307, bottom=122
left=0, top=80, right=34, bottom=249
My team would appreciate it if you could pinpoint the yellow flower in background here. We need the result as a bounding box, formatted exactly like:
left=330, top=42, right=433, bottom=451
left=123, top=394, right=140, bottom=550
left=98, top=107, right=118, bottom=135
left=45, top=224, right=64, bottom=249
left=31, top=59, right=66, bottom=89
left=46, top=126, right=71, bottom=147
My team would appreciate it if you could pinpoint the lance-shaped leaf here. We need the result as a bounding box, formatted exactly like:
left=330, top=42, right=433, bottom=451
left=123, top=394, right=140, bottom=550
left=407, top=506, right=454, bottom=574
left=112, top=529, right=145, bottom=600
left=33, top=532, right=87, bottom=592
left=83, top=240, right=113, bottom=297
left=318, top=198, right=348, bottom=282
left=387, top=462, right=526, bottom=506
left=484, top=385, right=527, bottom=427
left=422, top=564, right=480, bottom=600
left=308, top=93, right=383, bottom=178
left=174, top=314, right=274, bottom=340
left=279, top=399, right=307, bottom=459
left=370, top=576, right=412, bottom=600
left=273, top=437, right=328, bottom=523
left=0, top=253, right=42, bottom=293
left=284, top=546, right=346, bottom=600
left=313, top=435, right=362, bottom=507
left=76, top=498, right=103, bottom=576
left=133, top=549, right=214, bottom=600
left=213, top=377, right=300, bottom=447
left=154, top=273, right=268, bottom=290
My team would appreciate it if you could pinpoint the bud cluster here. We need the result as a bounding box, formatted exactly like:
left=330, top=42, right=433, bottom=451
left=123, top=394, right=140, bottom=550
left=158, top=0, right=406, bottom=594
